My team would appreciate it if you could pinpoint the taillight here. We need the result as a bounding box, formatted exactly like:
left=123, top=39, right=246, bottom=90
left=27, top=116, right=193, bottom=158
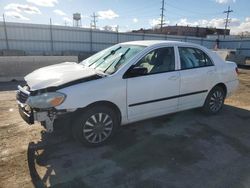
left=235, top=67, right=239, bottom=75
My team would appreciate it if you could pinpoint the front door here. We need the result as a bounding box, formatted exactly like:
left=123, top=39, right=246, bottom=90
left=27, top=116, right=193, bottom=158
left=125, top=47, right=180, bottom=122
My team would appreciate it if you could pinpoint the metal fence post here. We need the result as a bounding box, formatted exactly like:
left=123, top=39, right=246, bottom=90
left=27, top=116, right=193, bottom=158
left=238, top=38, right=242, bottom=55
left=116, top=30, right=119, bottom=44
left=90, top=28, right=93, bottom=53
left=3, top=14, right=9, bottom=50
left=49, top=18, right=54, bottom=52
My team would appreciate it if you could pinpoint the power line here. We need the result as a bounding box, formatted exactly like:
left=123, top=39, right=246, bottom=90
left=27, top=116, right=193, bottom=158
left=117, top=1, right=158, bottom=14
left=159, top=0, right=165, bottom=31
left=223, top=6, right=233, bottom=39
left=166, top=2, right=222, bottom=16
left=91, top=12, right=98, bottom=29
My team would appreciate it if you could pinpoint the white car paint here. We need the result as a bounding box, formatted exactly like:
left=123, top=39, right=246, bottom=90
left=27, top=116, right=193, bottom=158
left=22, top=40, right=239, bottom=126
left=25, top=62, right=100, bottom=91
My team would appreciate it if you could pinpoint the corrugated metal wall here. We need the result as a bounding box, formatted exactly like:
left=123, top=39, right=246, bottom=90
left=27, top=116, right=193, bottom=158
left=0, top=22, right=249, bottom=56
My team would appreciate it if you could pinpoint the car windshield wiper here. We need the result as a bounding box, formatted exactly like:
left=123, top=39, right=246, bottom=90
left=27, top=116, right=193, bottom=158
left=103, top=46, right=122, bottom=60
left=103, top=48, right=130, bottom=73
left=88, top=46, right=122, bottom=67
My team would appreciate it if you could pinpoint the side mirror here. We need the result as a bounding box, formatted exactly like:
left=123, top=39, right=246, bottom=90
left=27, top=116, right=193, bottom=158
left=124, top=66, right=148, bottom=78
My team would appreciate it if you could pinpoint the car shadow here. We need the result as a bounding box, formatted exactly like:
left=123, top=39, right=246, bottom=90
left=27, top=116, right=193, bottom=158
left=27, top=105, right=250, bottom=188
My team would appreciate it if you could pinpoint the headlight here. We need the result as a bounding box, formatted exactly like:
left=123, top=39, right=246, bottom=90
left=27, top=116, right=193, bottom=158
left=26, top=92, right=66, bottom=109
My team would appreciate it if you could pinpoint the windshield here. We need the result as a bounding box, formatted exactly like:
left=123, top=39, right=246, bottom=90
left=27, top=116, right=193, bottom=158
left=80, top=44, right=146, bottom=74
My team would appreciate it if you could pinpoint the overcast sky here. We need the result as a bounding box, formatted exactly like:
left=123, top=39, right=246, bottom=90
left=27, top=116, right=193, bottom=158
left=0, top=0, right=249, bottom=34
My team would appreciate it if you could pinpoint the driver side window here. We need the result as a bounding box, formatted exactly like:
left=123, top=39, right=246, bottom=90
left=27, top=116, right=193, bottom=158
left=136, top=47, right=175, bottom=74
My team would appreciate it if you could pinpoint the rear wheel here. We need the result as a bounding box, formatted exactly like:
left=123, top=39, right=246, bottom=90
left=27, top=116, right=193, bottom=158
left=203, top=86, right=225, bottom=114
left=72, top=106, right=119, bottom=146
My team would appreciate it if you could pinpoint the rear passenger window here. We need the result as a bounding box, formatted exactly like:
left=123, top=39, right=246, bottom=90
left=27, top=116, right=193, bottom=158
left=178, top=47, right=213, bottom=70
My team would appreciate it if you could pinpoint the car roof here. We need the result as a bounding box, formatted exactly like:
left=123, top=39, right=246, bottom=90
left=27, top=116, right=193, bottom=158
left=120, top=40, right=198, bottom=47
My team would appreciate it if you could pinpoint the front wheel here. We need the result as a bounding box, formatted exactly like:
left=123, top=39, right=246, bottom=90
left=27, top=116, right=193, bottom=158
left=72, top=106, right=119, bottom=146
left=203, top=86, right=226, bottom=114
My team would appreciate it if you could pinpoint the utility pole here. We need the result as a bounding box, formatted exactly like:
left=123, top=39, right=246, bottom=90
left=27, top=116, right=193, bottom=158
left=223, top=6, right=233, bottom=39
left=91, top=12, right=98, bottom=29
left=159, top=0, right=165, bottom=32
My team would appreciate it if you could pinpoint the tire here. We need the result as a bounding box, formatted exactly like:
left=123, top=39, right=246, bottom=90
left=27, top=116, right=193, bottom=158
left=203, top=86, right=226, bottom=114
left=72, top=106, right=119, bottom=146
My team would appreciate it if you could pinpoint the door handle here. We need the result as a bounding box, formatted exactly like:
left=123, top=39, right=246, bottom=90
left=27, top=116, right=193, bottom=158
left=168, top=76, right=178, bottom=80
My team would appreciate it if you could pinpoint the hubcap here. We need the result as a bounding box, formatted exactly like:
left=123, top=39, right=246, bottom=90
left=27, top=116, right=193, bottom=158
left=83, top=113, right=113, bottom=144
left=209, top=90, right=224, bottom=112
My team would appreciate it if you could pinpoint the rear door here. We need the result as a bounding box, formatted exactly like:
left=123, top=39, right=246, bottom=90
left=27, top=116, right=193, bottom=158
left=177, top=46, right=216, bottom=110
left=125, top=46, right=180, bottom=122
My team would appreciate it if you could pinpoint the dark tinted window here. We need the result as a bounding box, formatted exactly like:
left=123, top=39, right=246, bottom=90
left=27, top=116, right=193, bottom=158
left=136, top=47, right=175, bottom=74
left=178, top=47, right=213, bottom=69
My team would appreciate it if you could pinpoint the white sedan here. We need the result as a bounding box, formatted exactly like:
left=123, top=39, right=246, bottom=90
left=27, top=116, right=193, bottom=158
left=17, top=40, right=239, bottom=146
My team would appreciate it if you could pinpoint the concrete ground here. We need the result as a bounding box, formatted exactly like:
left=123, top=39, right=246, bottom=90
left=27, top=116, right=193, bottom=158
left=0, top=70, right=250, bottom=188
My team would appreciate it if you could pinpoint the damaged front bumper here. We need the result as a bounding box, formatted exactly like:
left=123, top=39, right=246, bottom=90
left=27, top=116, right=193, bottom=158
left=17, top=85, right=58, bottom=133
left=18, top=104, right=34, bottom=124
left=18, top=104, right=56, bottom=133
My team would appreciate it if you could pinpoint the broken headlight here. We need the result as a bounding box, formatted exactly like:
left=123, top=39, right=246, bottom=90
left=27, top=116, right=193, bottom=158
left=26, top=92, right=66, bottom=109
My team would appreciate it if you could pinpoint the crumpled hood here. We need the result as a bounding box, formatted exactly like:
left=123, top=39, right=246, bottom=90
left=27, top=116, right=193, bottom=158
left=25, top=62, right=99, bottom=91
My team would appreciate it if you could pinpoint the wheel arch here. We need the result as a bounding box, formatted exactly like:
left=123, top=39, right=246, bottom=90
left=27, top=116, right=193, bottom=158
left=203, top=83, right=227, bottom=106
left=203, top=82, right=227, bottom=106
left=212, top=83, right=227, bottom=96
left=74, top=100, right=122, bottom=124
